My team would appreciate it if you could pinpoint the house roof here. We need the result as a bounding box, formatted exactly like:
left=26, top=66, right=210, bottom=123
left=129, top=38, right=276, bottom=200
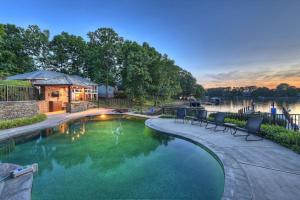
left=7, top=70, right=97, bottom=87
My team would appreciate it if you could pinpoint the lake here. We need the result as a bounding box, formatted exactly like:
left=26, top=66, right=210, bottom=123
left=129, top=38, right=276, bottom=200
left=203, top=98, right=300, bottom=114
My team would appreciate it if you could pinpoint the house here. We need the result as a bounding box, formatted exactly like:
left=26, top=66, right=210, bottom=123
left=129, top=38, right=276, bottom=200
left=7, top=70, right=98, bottom=113
left=98, top=84, right=116, bottom=98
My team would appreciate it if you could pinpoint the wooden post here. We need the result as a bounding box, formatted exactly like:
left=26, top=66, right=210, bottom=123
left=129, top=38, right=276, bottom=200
left=6, top=85, right=9, bottom=101
left=68, top=86, right=72, bottom=113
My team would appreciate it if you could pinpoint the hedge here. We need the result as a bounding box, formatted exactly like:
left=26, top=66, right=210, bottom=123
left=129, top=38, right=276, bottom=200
left=0, top=114, right=47, bottom=130
left=0, top=80, right=32, bottom=87
left=222, top=117, right=300, bottom=153
left=161, top=114, right=300, bottom=153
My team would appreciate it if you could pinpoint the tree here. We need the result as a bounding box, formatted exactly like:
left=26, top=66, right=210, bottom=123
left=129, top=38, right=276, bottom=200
left=86, top=28, right=123, bottom=98
left=194, top=84, right=205, bottom=99
left=0, top=23, right=199, bottom=105
left=178, top=69, right=197, bottom=99
left=147, top=53, right=182, bottom=105
left=0, top=24, right=34, bottom=77
left=120, top=41, right=151, bottom=106
left=50, top=32, right=87, bottom=75
left=275, top=83, right=297, bottom=97
left=23, top=25, right=50, bottom=69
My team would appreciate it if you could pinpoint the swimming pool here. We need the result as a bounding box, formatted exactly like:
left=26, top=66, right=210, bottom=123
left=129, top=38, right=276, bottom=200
left=1, top=115, right=224, bottom=199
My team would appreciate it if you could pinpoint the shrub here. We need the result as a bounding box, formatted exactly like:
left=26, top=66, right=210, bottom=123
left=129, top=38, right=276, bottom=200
left=208, top=114, right=300, bottom=153
left=226, top=117, right=300, bottom=153
left=0, top=114, right=47, bottom=130
left=0, top=80, right=32, bottom=87
left=224, top=118, right=246, bottom=128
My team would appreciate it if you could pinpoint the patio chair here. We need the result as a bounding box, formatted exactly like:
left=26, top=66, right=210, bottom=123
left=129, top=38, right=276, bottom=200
left=234, top=117, right=263, bottom=141
left=205, top=112, right=226, bottom=131
left=191, top=110, right=208, bottom=126
left=175, top=108, right=187, bottom=123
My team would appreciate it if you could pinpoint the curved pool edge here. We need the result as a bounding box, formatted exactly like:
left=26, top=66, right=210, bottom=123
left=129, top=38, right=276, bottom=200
left=0, top=110, right=156, bottom=142
left=145, top=118, right=253, bottom=200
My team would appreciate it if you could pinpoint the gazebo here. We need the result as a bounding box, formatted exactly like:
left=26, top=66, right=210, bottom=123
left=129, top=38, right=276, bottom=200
left=7, top=71, right=98, bottom=113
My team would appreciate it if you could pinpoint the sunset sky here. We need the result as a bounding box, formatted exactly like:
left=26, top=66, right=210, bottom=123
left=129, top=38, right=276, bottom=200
left=1, top=0, right=300, bottom=88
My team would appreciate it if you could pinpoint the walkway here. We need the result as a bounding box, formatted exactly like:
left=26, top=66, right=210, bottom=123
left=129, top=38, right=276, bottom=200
left=0, top=108, right=158, bottom=142
left=145, top=118, right=300, bottom=200
left=0, top=108, right=115, bottom=142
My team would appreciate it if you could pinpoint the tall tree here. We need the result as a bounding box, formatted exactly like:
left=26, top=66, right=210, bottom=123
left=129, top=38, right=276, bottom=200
left=120, top=41, right=151, bottom=106
left=178, top=69, right=197, bottom=99
left=50, top=32, right=87, bottom=75
left=194, top=84, right=205, bottom=99
left=23, top=25, right=50, bottom=69
left=0, top=24, right=34, bottom=77
left=86, top=28, right=123, bottom=98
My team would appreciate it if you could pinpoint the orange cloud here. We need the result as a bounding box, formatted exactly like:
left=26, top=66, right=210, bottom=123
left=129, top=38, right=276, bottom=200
left=198, top=66, right=300, bottom=89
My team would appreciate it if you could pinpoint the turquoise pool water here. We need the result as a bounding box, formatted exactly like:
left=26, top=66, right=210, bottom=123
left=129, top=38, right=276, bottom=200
left=1, top=115, right=224, bottom=199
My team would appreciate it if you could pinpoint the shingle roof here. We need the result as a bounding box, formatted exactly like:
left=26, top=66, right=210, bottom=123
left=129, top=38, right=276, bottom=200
left=7, top=70, right=97, bottom=87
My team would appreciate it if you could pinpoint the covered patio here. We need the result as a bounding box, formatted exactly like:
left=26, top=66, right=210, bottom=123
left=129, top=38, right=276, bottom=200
left=7, top=71, right=98, bottom=113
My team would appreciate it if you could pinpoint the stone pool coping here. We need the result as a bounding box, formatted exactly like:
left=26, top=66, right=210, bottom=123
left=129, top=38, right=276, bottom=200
left=145, top=118, right=300, bottom=200
left=0, top=163, right=33, bottom=200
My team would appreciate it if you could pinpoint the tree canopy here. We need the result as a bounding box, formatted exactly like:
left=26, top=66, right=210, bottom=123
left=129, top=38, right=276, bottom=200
left=206, top=84, right=300, bottom=98
left=0, top=23, right=202, bottom=104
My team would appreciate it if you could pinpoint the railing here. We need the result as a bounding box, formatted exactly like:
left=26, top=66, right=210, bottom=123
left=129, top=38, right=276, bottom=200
left=208, top=111, right=300, bottom=131
left=161, top=105, right=300, bottom=132
left=238, top=105, right=255, bottom=114
left=0, top=84, right=37, bottom=101
left=161, top=106, right=204, bottom=117
left=97, top=98, right=133, bottom=108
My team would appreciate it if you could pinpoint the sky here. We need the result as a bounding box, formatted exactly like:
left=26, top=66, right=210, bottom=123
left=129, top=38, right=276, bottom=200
left=1, top=0, right=300, bottom=88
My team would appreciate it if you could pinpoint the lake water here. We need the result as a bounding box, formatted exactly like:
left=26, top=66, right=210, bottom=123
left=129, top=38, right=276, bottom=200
left=203, top=98, right=300, bottom=114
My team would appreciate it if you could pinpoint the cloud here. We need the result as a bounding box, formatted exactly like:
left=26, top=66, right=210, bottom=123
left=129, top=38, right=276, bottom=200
left=198, top=65, right=300, bottom=88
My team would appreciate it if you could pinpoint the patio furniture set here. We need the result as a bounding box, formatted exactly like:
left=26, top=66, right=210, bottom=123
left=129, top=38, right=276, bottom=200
left=175, top=108, right=264, bottom=141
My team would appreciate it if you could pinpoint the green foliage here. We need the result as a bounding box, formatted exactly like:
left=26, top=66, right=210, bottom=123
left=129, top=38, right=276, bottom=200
left=0, top=24, right=35, bottom=77
left=86, top=28, right=123, bottom=86
left=208, top=113, right=300, bottom=153
left=260, top=124, right=300, bottom=153
left=179, top=70, right=197, bottom=98
left=23, top=25, right=51, bottom=69
left=50, top=32, right=87, bottom=75
left=221, top=117, right=300, bottom=153
left=206, top=83, right=300, bottom=98
left=0, top=114, right=47, bottom=130
left=120, top=41, right=151, bottom=106
left=0, top=80, right=32, bottom=86
left=224, top=118, right=247, bottom=127
left=194, top=84, right=205, bottom=99
left=0, top=23, right=203, bottom=105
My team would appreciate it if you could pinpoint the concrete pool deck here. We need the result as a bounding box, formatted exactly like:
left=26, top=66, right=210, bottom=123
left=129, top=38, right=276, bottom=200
left=145, top=118, right=300, bottom=200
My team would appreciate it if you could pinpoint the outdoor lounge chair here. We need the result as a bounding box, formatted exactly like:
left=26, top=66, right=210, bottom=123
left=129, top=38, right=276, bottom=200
left=234, top=117, right=264, bottom=141
left=205, top=112, right=226, bottom=131
left=191, top=110, right=208, bottom=126
left=175, top=108, right=187, bottom=123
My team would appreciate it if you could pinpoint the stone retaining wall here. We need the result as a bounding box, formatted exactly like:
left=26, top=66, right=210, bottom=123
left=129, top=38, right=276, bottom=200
left=0, top=101, right=39, bottom=120
left=68, top=101, right=98, bottom=113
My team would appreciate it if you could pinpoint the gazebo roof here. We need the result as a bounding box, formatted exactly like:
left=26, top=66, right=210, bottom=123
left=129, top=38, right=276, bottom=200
left=7, top=70, right=97, bottom=87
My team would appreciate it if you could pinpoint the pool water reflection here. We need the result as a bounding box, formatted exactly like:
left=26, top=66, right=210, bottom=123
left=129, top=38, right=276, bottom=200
left=1, top=116, right=224, bottom=200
